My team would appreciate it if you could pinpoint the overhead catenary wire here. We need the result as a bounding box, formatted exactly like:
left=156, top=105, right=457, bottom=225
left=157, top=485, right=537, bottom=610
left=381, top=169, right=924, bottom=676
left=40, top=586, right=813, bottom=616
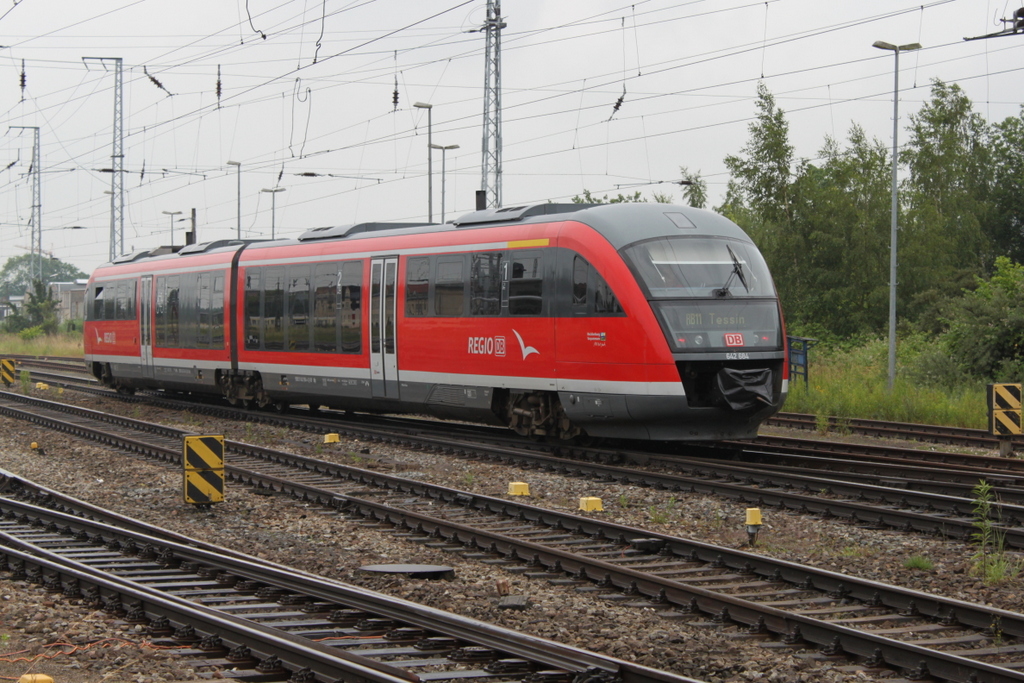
left=0, top=0, right=1014, bottom=267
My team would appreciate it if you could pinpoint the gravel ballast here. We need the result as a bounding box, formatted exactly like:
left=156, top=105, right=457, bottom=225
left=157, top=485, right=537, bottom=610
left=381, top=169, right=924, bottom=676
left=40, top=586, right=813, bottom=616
left=1, top=391, right=1022, bottom=682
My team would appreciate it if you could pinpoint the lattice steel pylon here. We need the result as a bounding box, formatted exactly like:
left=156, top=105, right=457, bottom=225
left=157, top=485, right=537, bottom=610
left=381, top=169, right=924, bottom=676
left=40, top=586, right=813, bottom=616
left=84, top=56, right=124, bottom=262
left=10, top=126, right=40, bottom=282
left=480, top=0, right=504, bottom=209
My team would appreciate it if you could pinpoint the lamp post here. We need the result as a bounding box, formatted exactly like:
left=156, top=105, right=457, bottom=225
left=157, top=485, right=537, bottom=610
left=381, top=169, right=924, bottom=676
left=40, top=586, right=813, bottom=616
left=260, top=187, right=286, bottom=239
left=414, top=102, right=433, bottom=222
left=429, top=143, right=459, bottom=223
left=872, top=40, right=921, bottom=391
left=162, top=210, right=182, bottom=246
left=226, top=160, right=241, bottom=239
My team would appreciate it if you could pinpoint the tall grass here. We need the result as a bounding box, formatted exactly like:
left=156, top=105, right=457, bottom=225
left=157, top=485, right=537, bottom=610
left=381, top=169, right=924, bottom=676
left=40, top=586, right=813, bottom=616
left=783, top=337, right=987, bottom=429
left=0, top=331, right=84, bottom=357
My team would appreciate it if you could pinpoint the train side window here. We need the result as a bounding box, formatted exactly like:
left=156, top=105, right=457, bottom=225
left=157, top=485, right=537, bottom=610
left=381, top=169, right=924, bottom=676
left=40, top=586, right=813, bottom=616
left=114, top=281, right=128, bottom=320
left=126, top=280, right=136, bottom=319
left=384, top=260, right=396, bottom=354
left=90, top=286, right=105, bottom=320
left=509, top=251, right=543, bottom=315
left=405, top=257, right=430, bottom=316
left=470, top=252, right=502, bottom=315
left=154, top=279, right=166, bottom=345
left=435, top=256, right=465, bottom=316
left=313, top=263, right=338, bottom=352
left=244, top=269, right=262, bottom=350
left=287, top=266, right=311, bottom=352
left=592, top=270, right=623, bottom=314
left=370, top=263, right=381, bottom=354
left=164, top=276, right=180, bottom=346
left=572, top=256, right=588, bottom=306
left=103, top=282, right=116, bottom=321
left=212, top=274, right=225, bottom=348
left=340, top=260, right=363, bottom=353
left=196, top=273, right=211, bottom=348
left=264, top=268, right=285, bottom=351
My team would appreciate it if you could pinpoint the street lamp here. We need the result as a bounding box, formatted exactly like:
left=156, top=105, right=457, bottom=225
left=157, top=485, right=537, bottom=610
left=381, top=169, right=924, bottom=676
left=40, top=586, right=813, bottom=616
left=162, top=210, right=182, bottom=246
left=414, top=102, right=433, bottom=222
left=260, top=187, right=286, bottom=239
left=873, top=39, right=922, bottom=391
left=226, top=160, right=241, bottom=239
left=429, top=143, right=459, bottom=223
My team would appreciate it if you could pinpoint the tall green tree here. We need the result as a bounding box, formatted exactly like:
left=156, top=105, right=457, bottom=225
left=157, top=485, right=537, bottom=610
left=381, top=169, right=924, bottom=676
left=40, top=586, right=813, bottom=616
left=721, top=82, right=794, bottom=234
left=678, top=167, right=708, bottom=209
left=4, top=278, right=61, bottom=334
left=571, top=189, right=646, bottom=204
left=987, top=107, right=1024, bottom=263
left=0, top=254, right=87, bottom=300
left=940, top=256, right=1024, bottom=381
left=720, top=82, right=804, bottom=327
left=786, top=126, right=892, bottom=337
left=899, top=80, right=993, bottom=325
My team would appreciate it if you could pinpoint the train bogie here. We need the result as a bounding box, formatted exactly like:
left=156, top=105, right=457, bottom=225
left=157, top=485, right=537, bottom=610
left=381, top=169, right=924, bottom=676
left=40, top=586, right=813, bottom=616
left=84, top=203, right=788, bottom=441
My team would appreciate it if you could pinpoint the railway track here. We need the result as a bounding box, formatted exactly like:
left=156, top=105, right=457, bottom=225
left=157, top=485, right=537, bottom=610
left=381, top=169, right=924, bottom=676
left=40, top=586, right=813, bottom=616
left=1, top=476, right=691, bottom=683
left=765, top=413, right=1011, bottom=451
left=3, top=390, right=1024, bottom=681
left=9, top=354, right=1019, bottom=463
left=4, top=354, right=1012, bottom=452
left=12, top=382, right=1024, bottom=546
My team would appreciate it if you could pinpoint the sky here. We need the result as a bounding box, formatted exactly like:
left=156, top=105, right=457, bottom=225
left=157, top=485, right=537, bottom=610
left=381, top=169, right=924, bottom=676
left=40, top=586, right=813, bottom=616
left=0, top=0, right=1022, bottom=276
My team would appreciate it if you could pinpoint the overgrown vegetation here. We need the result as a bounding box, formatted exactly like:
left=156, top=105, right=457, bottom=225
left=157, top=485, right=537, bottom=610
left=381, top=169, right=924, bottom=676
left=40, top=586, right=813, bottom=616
left=970, top=480, right=1021, bottom=584
left=903, top=555, right=935, bottom=571
left=784, top=336, right=987, bottom=428
left=3, top=279, right=61, bottom=336
left=648, top=505, right=670, bottom=524
left=0, top=330, right=83, bottom=357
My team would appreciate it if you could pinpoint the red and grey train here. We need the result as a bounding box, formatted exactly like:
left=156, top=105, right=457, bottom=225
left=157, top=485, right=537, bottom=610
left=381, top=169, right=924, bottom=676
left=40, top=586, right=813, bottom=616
left=83, top=202, right=788, bottom=441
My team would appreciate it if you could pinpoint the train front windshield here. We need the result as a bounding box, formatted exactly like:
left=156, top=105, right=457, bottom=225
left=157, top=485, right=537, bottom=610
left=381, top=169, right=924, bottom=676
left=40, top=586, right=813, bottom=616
left=624, top=237, right=782, bottom=353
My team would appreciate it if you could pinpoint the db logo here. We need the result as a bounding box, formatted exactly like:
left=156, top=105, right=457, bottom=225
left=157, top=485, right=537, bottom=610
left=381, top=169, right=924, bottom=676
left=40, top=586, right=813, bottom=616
left=468, top=336, right=507, bottom=357
left=724, top=333, right=744, bottom=347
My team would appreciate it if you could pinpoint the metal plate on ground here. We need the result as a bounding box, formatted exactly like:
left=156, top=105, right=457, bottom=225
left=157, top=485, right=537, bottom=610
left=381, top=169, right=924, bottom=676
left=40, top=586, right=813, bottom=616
left=358, top=564, right=455, bottom=580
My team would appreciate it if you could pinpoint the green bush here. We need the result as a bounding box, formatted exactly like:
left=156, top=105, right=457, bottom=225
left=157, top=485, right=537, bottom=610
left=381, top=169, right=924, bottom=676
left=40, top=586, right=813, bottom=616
left=18, top=325, right=45, bottom=341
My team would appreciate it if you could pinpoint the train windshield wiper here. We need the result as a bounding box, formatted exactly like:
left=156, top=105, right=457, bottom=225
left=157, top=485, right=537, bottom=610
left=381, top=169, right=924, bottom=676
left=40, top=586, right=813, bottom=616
left=712, top=244, right=749, bottom=298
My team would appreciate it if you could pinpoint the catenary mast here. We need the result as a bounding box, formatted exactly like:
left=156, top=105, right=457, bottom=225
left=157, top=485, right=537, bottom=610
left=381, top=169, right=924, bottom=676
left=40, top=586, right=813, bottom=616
left=480, top=0, right=504, bottom=208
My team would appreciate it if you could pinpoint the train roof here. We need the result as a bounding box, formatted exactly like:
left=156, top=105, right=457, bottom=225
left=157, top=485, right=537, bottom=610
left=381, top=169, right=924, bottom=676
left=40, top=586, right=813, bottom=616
left=285, top=202, right=752, bottom=250
left=96, top=203, right=753, bottom=270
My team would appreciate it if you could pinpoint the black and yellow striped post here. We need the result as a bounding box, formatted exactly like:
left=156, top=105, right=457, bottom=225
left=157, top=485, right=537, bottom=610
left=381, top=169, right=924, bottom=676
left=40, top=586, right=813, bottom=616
left=183, top=435, right=225, bottom=506
left=1, top=359, right=14, bottom=387
left=987, top=383, right=1022, bottom=457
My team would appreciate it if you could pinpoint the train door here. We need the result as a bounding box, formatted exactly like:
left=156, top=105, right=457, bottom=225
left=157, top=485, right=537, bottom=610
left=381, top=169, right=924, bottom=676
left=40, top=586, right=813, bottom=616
left=369, top=257, right=399, bottom=398
left=139, top=276, right=154, bottom=379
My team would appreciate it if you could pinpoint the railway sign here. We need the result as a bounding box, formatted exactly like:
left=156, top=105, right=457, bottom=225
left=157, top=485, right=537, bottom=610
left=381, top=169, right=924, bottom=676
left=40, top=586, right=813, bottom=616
left=183, top=435, right=225, bottom=505
left=0, top=359, right=13, bottom=387
left=987, top=383, right=1022, bottom=437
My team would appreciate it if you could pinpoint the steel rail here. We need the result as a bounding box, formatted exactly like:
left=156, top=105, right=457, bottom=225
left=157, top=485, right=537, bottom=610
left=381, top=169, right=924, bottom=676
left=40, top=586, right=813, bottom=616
left=729, top=433, right=1024, bottom=473
left=4, top=396, right=1024, bottom=680
left=1, top=389, right=1023, bottom=549
left=0, top=536, right=421, bottom=683
left=12, top=356, right=1021, bottom=455
left=34, top=376, right=1024, bottom=490
left=0, top=495, right=696, bottom=683
left=767, top=412, right=1008, bottom=450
